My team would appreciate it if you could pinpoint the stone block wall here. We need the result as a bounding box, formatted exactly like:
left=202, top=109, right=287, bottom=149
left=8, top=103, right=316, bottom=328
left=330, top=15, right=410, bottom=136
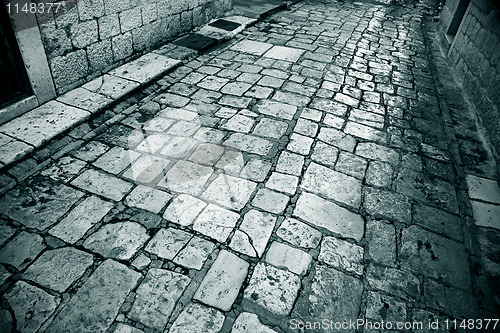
left=444, top=0, right=500, bottom=166
left=37, top=0, right=233, bottom=94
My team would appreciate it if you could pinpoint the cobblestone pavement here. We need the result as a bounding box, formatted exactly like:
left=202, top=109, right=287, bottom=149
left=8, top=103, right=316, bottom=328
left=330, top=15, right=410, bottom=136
left=1, top=0, right=499, bottom=332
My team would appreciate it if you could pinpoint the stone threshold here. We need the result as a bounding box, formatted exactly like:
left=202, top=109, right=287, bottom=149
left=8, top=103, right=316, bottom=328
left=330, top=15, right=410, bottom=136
left=0, top=14, right=264, bottom=171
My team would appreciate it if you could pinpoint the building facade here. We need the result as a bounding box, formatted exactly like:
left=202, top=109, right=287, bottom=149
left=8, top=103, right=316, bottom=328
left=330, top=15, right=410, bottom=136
left=439, top=0, right=500, bottom=172
left=1, top=0, right=232, bottom=124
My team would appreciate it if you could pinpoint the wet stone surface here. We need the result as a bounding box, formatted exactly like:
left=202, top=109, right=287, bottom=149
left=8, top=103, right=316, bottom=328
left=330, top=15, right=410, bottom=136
left=0, top=0, right=497, bottom=330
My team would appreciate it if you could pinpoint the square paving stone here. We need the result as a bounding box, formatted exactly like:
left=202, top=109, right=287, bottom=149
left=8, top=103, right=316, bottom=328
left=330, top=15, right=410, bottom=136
left=365, top=220, right=396, bottom=265
left=253, top=100, right=297, bottom=120
left=413, top=202, right=463, bottom=241
left=266, top=172, right=299, bottom=195
left=109, top=53, right=180, bottom=84
left=83, top=74, right=140, bottom=100
left=71, top=169, right=133, bottom=201
left=0, top=177, right=84, bottom=230
left=294, top=192, right=364, bottom=241
left=292, top=265, right=363, bottom=331
left=174, top=33, right=218, bottom=51
left=125, top=185, right=172, bottom=214
left=251, top=188, right=289, bottom=214
left=93, top=146, right=141, bottom=175
left=163, top=194, right=207, bottom=226
left=129, top=268, right=190, bottom=329
left=169, top=303, right=225, bottom=333
left=173, top=236, right=215, bottom=270
left=241, top=159, right=272, bottom=182
left=265, top=241, right=312, bottom=275
left=276, top=218, right=322, bottom=249
left=466, top=174, right=500, bottom=204
left=83, top=222, right=149, bottom=260
left=253, top=118, right=289, bottom=139
left=194, top=250, right=249, bottom=311
left=201, top=174, right=257, bottom=210
left=263, top=45, right=305, bottom=62
left=45, top=260, right=141, bottom=333
left=0, top=232, right=45, bottom=270
left=158, top=160, right=213, bottom=196
left=231, top=40, right=273, bottom=55
left=23, top=247, right=93, bottom=292
left=243, top=262, right=301, bottom=316
left=311, top=141, right=339, bottom=168
left=230, top=209, right=276, bottom=257
left=49, top=196, right=114, bottom=244
left=301, top=162, right=362, bottom=208
left=193, top=204, right=240, bottom=242
left=319, top=236, right=364, bottom=275
left=364, top=187, right=412, bottom=223
left=5, top=281, right=57, bottom=333
left=399, top=225, right=471, bottom=290
left=0, top=100, right=90, bottom=147
left=471, top=201, right=500, bottom=229
left=221, top=114, right=255, bottom=133
left=225, top=133, right=273, bottom=156
left=145, top=228, right=192, bottom=260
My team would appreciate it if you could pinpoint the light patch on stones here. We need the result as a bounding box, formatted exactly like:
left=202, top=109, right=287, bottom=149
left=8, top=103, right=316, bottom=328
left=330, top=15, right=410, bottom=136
left=243, top=262, right=301, bottom=316
left=193, top=204, right=240, bottom=242
left=129, top=268, right=190, bottom=329
left=225, top=133, right=274, bottom=156
left=254, top=100, right=297, bottom=120
left=319, top=236, right=364, bottom=275
left=83, top=222, right=149, bottom=260
left=230, top=40, right=273, bottom=55
left=125, top=185, right=172, bottom=214
left=158, top=160, right=214, bottom=196
left=201, top=174, right=257, bottom=210
left=230, top=210, right=276, bottom=257
left=251, top=188, right=289, bottom=214
left=71, top=169, right=133, bottom=201
left=194, top=250, right=249, bottom=311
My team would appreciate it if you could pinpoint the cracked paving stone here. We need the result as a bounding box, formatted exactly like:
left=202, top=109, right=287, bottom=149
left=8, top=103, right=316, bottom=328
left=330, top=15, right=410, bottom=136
left=93, top=147, right=141, bottom=175
left=193, top=204, right=240, bottom=242
left=46, top=260, right=141, bottom=333
left=169, top=303, right=225, bottom=333
left=399, top=225, right=471, bottom=290
left=366, top=264, right=420, bottom=299
left=201, top=174, right=257, bottom=210
left=293, top=265, right=363, bottom=332
left=124, top=185, right=172, bottom=214
left=23, top=247, right=93, bottom=293
left=41, top=156, right=87, bottom=182
left=276, top=217, right=322, bottom=249
left=243, top=262, right=301, bottom=316
left=173, top=236, right=215, bottom=270
left=264, top=241, right=312, bottom=275
left=317, top=127, right=356, bottom=152
left=221, top=115, right=255, bottom=133
left=364, top=187, right=412, bottom=223
left=216, top=150, right=246, bottom=176
left=253, top=118, right=289, bottom=139
left=301, top=162, right=362, bottom=208
left=253, top=100, right=297, bottom=120
left=0, top=177, right=84, bottom=230
left=365, top=161, right=393, bottom=188
left=158, top=160, right=213, bottom=196
left=194, top=250, right=249, bottom=311
left=71, top=169, right=133, bottom=201
left=231, top=312, right=277, bottom=333
left=0, top=232, right=45, bottom=270
left=365, top=291, right=406, bottom=323
left=365, top=220, right=396, bottom=265
left=294, top=118, right=318, bottom=138
left=5, top=281, right=57, bottom=333
left=189, top=143, right=225, bottom=166
left=251, top=188, right=289, bottom=214
left=241, top=159, right=272, bottom=182
left=319, top=236, right=364, bottom=275
left=345, top=121, right=386, bottom=143
left=163, top=194, right=207, bottom=226
left=224, top=133, right=274, bottom=156
left=49, top=196, right=114, bottom=244
left=145, top=228, right=191, bottom=260
left=129, top=268, right=190, bottom=330
left=294, top=192, right=364, bottom=241
left=83, top=222, right=149, bottom=260
left=230, top=209, right=276, bottom=257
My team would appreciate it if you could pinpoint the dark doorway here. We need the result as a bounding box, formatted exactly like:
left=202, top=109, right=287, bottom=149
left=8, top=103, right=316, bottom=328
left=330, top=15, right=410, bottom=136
left=0, top=4, right=32, bottom=108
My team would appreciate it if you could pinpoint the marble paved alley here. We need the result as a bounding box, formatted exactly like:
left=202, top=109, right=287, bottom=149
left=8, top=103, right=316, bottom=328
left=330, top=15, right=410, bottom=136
left=1, top=0, right=499, bottom=332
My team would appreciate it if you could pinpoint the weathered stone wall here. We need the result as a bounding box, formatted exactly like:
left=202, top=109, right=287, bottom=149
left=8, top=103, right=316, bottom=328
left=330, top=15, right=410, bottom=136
left=443, top=0, right=500, bottom=165
left=38, top=0, right=233, bottom=94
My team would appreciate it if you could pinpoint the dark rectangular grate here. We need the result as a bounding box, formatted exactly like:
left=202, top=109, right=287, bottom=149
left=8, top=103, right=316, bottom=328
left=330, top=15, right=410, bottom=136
left=173, top=33, right=218, bottom=52
left=208, top=19, right=241, bottom=31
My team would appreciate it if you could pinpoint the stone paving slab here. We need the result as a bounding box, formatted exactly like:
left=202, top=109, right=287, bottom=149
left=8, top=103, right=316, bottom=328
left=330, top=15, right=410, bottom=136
left=109, top=53, right=181, bottom=84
